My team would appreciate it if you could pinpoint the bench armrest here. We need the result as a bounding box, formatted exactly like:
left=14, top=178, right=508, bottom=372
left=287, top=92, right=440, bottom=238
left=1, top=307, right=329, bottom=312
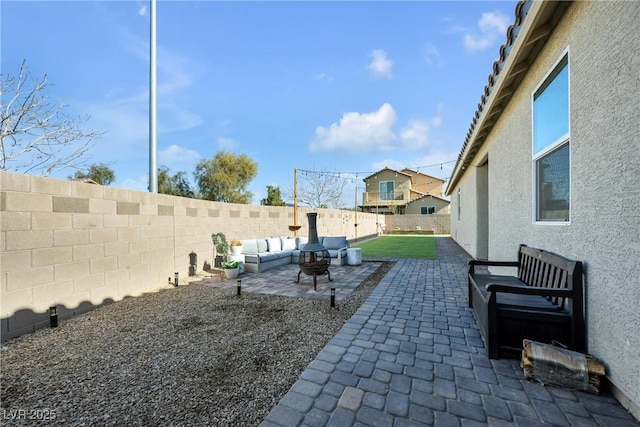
left=486, top=282, right=573, bottom=298
left=468, top=260, right=519, bottom=274
left=469, top=260, right=519, bottom=267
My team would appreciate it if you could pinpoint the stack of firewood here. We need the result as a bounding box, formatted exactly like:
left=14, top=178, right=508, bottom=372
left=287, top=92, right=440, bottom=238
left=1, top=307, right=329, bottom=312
left=521, top=339, right=606, bottom=394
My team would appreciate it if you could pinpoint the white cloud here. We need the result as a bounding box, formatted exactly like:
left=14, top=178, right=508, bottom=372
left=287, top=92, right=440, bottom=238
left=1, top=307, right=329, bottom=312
left=87, top=102, right=148, bottom=144
left=158, top=106, right=203, bottom=133
left=157, top=49, right=194, bottom=96
left=315, top=73, right=333, bottom=83
left=118, top=175, right=149, bottom=192
left=371, top=158, right=406, bottom=172
left=367, top=49, right=393, bottom=79
left=83, top=29, right=203, bottom=154
left=218, top=136, right=239, bottom=151
left=158, top=144, right=201, bottom=171
left=310, top=103, right=397, bottom=153
left=424, top=43, right=444, bottom=67
left=310, top=103, right=442, bottom=153
left=399, top=116, right=441, bottom=149
left=463, top=11, right=510, bottom=52
left=118, top=16, right=197, bottom=96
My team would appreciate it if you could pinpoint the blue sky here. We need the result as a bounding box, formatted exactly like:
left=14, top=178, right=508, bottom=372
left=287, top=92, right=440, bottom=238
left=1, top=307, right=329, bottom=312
left=1, top=0, right=517, bottom=205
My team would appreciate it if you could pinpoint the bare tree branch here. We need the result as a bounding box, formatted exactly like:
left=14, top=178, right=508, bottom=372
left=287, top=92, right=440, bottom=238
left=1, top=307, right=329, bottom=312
left=295, top=169, right=347, bottom=209
left=1, top=60, right=105, bottom=175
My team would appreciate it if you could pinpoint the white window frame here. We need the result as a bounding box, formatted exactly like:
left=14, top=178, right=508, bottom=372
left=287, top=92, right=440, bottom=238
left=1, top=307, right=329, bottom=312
left=379, top=181, right=395, bottom=201
left=532, top=49, right=571, bottom=225
left=421, top=206, right=436, bottom=215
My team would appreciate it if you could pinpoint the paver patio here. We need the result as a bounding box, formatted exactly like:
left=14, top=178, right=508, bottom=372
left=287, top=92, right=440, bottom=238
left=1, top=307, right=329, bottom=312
left=256, top=237, right=639, bottom=427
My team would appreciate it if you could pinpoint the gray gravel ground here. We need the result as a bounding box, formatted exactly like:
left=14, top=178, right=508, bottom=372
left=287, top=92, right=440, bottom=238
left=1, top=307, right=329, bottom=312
left=0, top=262, right=393, bottom=426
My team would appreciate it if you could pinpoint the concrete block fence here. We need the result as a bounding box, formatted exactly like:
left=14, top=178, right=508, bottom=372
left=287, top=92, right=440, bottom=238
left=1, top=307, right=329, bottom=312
left=383, top=214, right=450, bottom=235
left=1, top=171, right=383, bottom=340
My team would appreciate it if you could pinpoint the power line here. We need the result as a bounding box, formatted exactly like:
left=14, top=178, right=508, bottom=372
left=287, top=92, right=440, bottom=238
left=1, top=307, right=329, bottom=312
left=297, top=160, right=456, bottom=181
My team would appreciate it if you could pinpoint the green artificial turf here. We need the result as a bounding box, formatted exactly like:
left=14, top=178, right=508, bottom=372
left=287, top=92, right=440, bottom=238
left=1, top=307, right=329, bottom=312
left=352, top=235, right=437, bottom=259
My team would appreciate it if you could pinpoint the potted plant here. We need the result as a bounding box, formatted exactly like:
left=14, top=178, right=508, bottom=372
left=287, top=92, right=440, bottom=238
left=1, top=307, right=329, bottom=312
left=230, top=238, right=243, bottom=256
left=221, top=260, right=240, bottom=279
left=211, top=232, right=229, bottom=268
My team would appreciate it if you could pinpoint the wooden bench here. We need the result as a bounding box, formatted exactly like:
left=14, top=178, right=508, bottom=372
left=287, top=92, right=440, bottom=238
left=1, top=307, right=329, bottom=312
left=468, top=245, right=585, bottom=359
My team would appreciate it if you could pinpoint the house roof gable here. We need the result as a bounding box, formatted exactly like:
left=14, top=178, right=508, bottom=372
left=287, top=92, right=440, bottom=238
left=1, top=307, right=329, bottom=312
left=363, top=167, right=445, bottom=184
left=410, top=193, right=450, bottom=205
left=362, top=167, right=413, bottom=182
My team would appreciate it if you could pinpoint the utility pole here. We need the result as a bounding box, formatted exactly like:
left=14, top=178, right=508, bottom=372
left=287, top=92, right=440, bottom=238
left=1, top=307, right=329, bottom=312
left=289, top=168, right=301, bottom=236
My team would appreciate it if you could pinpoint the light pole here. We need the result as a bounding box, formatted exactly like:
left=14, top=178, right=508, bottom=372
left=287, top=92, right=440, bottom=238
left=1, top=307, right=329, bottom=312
left=289, top=168, right=303, bottom=236
left=148, top=0, right=158, bottom=193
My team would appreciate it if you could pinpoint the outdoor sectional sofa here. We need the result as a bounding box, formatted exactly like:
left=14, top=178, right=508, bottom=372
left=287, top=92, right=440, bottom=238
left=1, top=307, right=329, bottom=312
left=240, top=236, right=348, bottom=273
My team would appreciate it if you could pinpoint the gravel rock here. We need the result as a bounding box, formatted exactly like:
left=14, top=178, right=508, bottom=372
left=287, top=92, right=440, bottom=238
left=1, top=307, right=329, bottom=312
left=0, top=262, right=394, bottom=426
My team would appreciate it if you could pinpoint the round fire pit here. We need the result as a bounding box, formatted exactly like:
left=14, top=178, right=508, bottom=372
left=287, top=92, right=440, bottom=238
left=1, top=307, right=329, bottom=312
left=299, top=258, right=330, bottom=276
left=297, top=250, right=332, bottom=290
left=296, top=213, right=333, bottom=290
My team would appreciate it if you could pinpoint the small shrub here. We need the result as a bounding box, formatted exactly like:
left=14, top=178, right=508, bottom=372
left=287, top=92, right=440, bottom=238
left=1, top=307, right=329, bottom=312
left=221, top=260, right=240, bottom=269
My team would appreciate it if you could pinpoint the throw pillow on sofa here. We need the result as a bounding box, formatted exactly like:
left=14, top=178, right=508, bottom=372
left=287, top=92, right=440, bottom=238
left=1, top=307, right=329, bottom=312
left=281, top=237, right=297, bottom=251
left=296, top=236, right=308, bottom=250
left=241, top=239, right=259, bottom=254
left=322, top=236, right=348, bottom=250
left=257, top=239, right=268, bottom=253
left=266, top=237, right=282, bottom=252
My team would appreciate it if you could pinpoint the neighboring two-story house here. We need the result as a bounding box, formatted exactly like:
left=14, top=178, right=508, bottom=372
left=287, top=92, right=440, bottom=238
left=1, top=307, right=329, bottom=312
left=361, top=167, right=449, bottom=215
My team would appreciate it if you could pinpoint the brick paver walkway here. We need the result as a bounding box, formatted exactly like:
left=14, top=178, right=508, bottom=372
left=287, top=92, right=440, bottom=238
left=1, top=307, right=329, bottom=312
left=260, top=237, right=639, bottom=427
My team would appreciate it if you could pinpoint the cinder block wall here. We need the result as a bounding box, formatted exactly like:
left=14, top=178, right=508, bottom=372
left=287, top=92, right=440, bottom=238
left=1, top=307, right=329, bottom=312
left=0, top=171, right=378, bottom=340
left=383, top=214, right=450, bottom=234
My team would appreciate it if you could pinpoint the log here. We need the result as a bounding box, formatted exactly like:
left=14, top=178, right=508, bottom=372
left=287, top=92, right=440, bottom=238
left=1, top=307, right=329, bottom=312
left=521, top=339, right=605, bottom=394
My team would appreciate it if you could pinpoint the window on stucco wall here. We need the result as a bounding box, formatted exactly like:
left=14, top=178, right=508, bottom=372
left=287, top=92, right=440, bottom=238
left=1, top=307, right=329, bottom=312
left=421, top=206, right=436, bottom=215
left=533, top=52, right=570, bottom=223
left=379, top=181, right=395, bottom=201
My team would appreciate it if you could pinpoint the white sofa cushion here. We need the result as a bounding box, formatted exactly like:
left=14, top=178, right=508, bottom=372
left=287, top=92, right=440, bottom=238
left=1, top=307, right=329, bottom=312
left=322, top=236, right=348, bottom=250
left=241, top=239, right=259, bottom=254
left=296, top=236, right=308, bottom=249
left=281, top=237, right=297, bottom=251
left=257, top=239, right=268, bottom=252
left=267, top=237, right=282, bottom=252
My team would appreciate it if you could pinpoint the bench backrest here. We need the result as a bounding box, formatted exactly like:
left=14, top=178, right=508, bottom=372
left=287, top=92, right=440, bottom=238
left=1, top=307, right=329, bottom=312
left=517, top=245, right=583, bottom=313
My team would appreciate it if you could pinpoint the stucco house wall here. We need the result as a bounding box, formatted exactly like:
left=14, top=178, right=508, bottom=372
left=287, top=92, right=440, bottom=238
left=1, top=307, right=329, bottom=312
left=363, top=169, right=411, bottom=205
left=449, top=163, right=489, bottom=260
left=402, top=169, right=445, bottom=197
left=404, top=196, right=450, bottom=215
left=363, top=168, right=450, bottom=215
left=448, top=1, right=639, bottom=417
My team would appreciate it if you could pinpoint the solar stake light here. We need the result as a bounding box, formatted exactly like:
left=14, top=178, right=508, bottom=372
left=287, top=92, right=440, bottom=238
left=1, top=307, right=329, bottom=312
left=174, top=272, right=179, bottom=287
left=237, top=280, right=241, bottom=296
left=49, top=306, right=58, bottom=328
left=331, top=288, right=336, bottom=307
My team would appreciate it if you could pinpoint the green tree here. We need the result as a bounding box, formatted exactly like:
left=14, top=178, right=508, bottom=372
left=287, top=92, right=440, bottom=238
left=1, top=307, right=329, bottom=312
left=157, top=166, right=194, bottom=198
left=70, top=163, right=115, bottom=185
left=261, top=185, right=286, bottom=206
left=1, top=60, right=104, bottom=175
left=194, top=151, right=257, bottom=203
